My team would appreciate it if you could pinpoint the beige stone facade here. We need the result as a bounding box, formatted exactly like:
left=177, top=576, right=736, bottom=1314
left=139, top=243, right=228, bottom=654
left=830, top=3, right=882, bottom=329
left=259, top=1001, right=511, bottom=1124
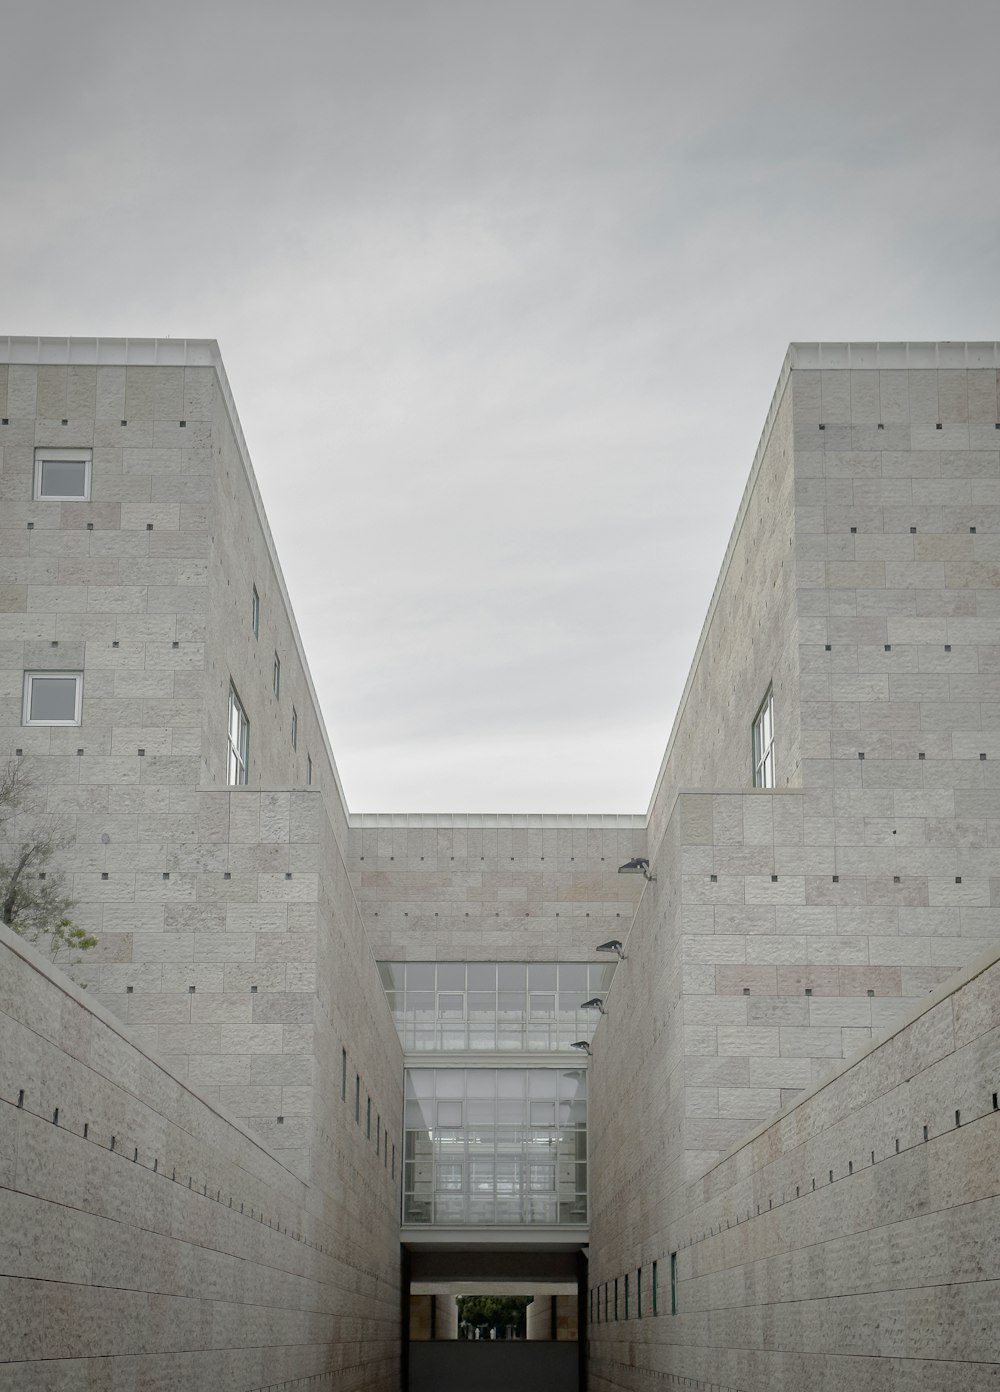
left=1, top=339, right=999, bottom=1389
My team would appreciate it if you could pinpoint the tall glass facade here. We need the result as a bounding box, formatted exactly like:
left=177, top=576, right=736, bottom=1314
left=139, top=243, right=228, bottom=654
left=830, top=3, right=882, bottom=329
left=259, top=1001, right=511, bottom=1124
left=380, top=960, right=607, bottom=1228
left=377, top=960, right=614, bottom=1052
left=403, top=1066, right=588, bottom=1226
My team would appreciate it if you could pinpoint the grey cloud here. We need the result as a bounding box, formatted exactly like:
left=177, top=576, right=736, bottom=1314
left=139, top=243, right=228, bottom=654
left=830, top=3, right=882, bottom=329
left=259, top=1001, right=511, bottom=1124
left=3, top=0, right=999, bottom=808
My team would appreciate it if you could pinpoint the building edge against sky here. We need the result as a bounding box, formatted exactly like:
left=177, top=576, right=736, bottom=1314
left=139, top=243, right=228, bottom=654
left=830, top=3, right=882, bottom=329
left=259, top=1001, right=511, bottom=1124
left=0, top=339, right=998, bottom=1390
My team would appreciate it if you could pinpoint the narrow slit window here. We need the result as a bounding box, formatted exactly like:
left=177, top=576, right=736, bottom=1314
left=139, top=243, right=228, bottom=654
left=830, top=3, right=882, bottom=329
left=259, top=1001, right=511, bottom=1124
left=227, top=684, right=249, bottom=785
left=652, top=1260, right=658, bottom=1315
left=291, top=706, right=298, bottom=750
left=341, top=1047, right=347, bottom=1101
left=670, top=1252, right=678, bottom=1315
left=307, top=754, right=313, bottom=785
left=752, top=686, right=775, bottom=788
left=251, top=585, right=260, bottom=638
left=273, top=652, right=281, bottom=698
left=355, top=1073, right=360, bottom=1124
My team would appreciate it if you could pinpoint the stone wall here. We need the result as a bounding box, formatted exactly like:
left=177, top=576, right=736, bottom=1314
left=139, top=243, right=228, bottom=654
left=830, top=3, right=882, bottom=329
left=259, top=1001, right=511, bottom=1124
left=348, top=812, right=645, bottom=962
left=587, top=942, right=1000, bottom=1391
left=645, top=362, right=802, bottom=856
left=0, top=920, right=401, bottom=1391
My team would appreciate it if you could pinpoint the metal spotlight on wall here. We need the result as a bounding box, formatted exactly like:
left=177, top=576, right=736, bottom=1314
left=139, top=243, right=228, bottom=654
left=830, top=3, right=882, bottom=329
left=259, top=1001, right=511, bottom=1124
left=618, top=857, right=655, bottom=881
left=569, top=1041, right=592, bottom=1056
left=596, top=939, right=626, bottom=960
left=580, top=996, right=606, bottom=1014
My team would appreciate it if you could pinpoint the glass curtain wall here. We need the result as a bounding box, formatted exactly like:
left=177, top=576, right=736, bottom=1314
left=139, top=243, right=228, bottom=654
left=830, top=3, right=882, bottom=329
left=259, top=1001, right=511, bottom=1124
left=403, top=1066, right=588, bottom=1226
left=378, top=961, right=614, bottom=1052
left=381, top=960, right=611, bottom=1228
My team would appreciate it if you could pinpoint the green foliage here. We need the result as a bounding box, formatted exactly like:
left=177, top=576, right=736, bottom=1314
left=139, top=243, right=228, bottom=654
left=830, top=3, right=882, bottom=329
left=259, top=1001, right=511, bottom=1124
left=456, top=1295, right=530, bottom=1334
left=0, top=759, right=94, bottom=963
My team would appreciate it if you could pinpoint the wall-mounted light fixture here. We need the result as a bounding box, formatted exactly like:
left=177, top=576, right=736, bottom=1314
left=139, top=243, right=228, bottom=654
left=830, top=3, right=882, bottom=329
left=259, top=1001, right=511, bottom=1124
left=596, top=939, right=626, bottom=960
left=570, top=1041, right=592, bottom=1055
left=581, top=996, right=606, bottom=1014
left=618, top=857, right=655, bottom=881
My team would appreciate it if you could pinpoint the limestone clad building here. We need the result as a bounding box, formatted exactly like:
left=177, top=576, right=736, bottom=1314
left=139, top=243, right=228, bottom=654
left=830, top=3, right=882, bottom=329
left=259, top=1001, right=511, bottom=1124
left=0, top=338, right=998, bottom=1391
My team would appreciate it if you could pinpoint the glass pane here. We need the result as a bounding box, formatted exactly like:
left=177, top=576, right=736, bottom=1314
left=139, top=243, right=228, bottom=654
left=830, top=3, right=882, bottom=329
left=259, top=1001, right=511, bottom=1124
left=590, top=963, right=615, bottom=992
left=467, top=963, right=496, bottom=989
left=436, top=963, right=465, bottom=989
left=406, top=964, right=435, bottom=990
left=404, top=1100, right=430, bottom=1128
left=39, top=459, right=87, bottom=497
left=437, top=1101, right=462, bottom=1125
left=29, top=676, right=78, bottom=721
left=434, top=1071, right=465, bottom=1098
left=498, top=963, right=526, bottom=989
left=527, top=964, right=557, bottom=989
left=557, top=964, right=587, bottom=992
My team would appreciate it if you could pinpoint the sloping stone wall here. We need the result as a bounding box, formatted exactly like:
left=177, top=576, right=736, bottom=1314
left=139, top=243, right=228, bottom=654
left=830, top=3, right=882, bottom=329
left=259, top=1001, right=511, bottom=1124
left=0, top=921, right=401, bottom=1391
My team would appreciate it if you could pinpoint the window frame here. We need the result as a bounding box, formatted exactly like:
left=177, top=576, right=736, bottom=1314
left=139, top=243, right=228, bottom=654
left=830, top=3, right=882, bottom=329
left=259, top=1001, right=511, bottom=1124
left=752, top=686, right=775, bottom=789
left=227, top=683, right=250, bottom=786
left=33, top=447, right=92, bottom=501
left=22, top=671, right=83, bottom=726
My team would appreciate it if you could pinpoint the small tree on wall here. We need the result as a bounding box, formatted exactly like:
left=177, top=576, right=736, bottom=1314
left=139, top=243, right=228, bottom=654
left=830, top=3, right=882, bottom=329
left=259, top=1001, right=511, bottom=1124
left=0, top=758, right=96, bottom=962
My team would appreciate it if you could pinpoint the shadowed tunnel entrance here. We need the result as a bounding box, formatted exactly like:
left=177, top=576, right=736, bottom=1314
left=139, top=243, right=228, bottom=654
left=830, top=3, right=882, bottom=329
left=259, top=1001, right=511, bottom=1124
left=403, top=1246, right=587, bottom=1392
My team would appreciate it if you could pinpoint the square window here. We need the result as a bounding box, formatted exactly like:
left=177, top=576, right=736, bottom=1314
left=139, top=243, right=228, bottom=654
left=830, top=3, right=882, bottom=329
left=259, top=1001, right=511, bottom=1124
left=33, top=448, right=91, bottom=500
left=227, top=684, right=249, bottom=785
left=23, top=672, right=82, bottom=725
left=752, top=686, right=775, bottom=788
left=273, top=653, right=281, bottom=698
left=251, top=585, right=260, bottom=638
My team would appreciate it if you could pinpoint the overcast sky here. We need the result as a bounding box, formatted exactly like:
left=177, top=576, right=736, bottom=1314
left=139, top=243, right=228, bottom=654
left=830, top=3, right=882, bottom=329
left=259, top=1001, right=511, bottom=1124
left=3, top=1, right=1000, bottom=811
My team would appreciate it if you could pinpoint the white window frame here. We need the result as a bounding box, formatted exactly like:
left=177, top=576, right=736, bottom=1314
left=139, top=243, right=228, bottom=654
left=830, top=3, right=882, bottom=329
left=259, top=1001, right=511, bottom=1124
left=228, top=684, right=250, bottom=786
left=273, top=652, right=281, bottom=698
left=33, top=447, right=92, bottom=501
left=23, top=671, right=83, bottom=726
left=752, top=686, right=775, bottom=788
